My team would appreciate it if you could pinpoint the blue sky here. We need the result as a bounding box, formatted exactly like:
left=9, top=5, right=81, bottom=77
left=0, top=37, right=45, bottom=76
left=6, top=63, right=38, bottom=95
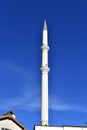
left=0, top=0, right=87, bottom=130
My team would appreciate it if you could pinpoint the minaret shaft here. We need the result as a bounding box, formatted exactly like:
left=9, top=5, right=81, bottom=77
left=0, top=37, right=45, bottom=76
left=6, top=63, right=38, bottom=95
left=42, top=50, right=48, bottom=66
left=43, top=30, right=48, bottom=45
left=40, top=20, right=50, bottom=126
left=41, top=72, right=48, bottom=125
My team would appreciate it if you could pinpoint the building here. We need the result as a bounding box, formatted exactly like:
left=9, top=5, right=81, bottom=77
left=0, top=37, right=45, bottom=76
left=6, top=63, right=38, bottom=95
left=35, top=125, right=87, bottom=130
left=0, top=110, right=26, bottom=130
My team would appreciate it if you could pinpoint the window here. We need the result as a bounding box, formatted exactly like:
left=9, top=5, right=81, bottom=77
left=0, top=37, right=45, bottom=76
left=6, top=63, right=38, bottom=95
left=1, top=128, right=11, bottom=130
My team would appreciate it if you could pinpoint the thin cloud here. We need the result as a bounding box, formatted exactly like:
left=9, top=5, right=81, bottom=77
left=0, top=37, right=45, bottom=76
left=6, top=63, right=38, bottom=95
left=0, top=86, right=40, bottom=111
left=1, top=60, right=30, bottom=77
left=0, top=60, right=40, bottom=111
left=49, top=97, right=87, bottom=113
left=0, top=60, right=87, bottom=113
left=0, top=90, right=87, bottom=113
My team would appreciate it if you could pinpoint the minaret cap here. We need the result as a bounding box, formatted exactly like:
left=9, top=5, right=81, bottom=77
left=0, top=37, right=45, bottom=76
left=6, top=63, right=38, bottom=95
left=43, top=19, right=47, bottom=30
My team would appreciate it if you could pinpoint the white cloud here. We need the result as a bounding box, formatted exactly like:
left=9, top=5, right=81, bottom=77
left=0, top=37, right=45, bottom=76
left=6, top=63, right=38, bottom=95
left=0, top=60, right=40, bottom=111
left=0, top=60, right=87, bottom=113
left=49, top=96, right=87, bottom=113
left=0, top=60, right=30, bottom=77
left=0, top=86, right=40, bottom=111
left=1, top=90, right=87, bottom=114
left=3, top=61, right=30, bottom=77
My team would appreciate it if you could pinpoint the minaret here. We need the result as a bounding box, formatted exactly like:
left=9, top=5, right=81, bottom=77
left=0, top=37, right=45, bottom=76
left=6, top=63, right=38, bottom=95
left=40, top=20, right=50, bottom=126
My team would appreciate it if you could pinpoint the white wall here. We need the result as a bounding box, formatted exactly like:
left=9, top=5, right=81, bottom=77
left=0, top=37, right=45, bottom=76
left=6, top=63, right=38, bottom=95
left=0, top=119, right=22, bottom=130
left=35, top=126, right=87, bottom=130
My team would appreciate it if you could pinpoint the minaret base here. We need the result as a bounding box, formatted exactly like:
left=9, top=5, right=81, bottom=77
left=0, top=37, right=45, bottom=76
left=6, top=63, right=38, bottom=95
left=41, top=121, right=48, bottom=126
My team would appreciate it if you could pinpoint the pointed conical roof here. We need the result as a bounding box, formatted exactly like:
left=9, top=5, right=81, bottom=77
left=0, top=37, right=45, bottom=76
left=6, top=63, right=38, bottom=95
left=43, top=19, right=47, bottom=30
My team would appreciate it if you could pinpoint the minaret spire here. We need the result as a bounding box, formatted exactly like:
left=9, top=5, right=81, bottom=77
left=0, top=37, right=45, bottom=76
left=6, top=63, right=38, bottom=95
left=42, top=19, right=48, bottom=46
left=40, top=20, right=50, bottom=126
left=43, top=19, right=47, bottom=30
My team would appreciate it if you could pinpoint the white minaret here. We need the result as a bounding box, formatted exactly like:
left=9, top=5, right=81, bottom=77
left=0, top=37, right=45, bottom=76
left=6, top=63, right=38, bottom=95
left=40, top=20, right=50, bottom=126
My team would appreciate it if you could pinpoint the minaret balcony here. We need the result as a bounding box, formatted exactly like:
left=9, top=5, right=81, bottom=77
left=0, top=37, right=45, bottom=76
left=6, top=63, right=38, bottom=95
left=41, top=45, right=50, bottom=51
left=40, top=65, right=50, bottom=73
